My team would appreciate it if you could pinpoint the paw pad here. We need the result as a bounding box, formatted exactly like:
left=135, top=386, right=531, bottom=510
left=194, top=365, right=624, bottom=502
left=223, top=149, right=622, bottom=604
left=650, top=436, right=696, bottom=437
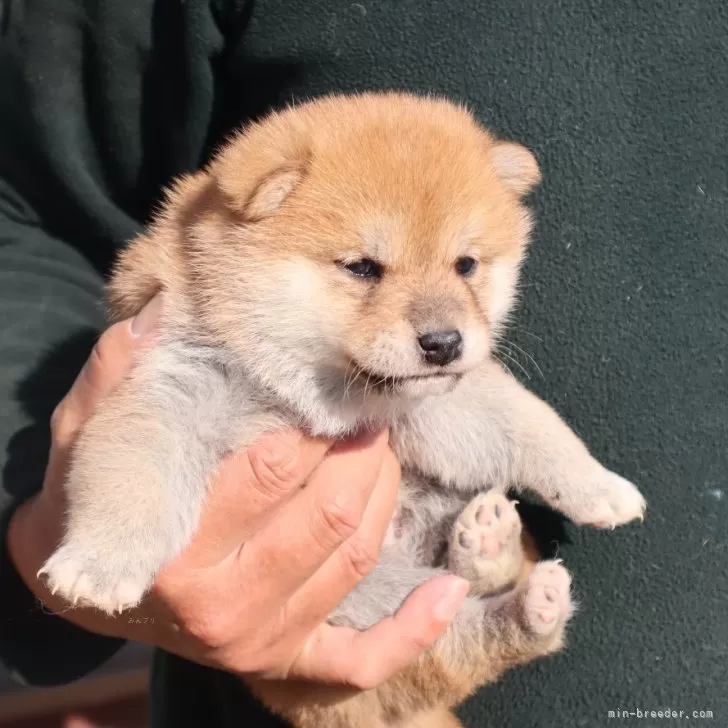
left=521, top=561, right=572, bottom=637
left=449, top=491, right=524, bottom=594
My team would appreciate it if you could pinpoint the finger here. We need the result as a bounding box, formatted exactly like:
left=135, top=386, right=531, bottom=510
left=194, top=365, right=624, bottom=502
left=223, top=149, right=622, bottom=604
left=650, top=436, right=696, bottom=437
left=72, top=295, right=162, bottom=407
left=282, top=448, right=400, bottom=635
left=177, top=431, right=333, bottom=568
left=51, top=295, right=162, bottom=448
left=287, top=575, right=470, bottom=687
left=234, top=429, right=389, bottom=609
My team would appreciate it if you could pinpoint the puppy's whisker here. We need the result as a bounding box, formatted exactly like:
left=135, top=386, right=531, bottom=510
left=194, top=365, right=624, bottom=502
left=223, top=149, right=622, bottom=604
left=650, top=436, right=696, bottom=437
left=510, top=325, right=544, bottom=343
left=343, top=361, right=362, bottom=401
left=492, top=352, right=516, bottom=380
left=353, top=364, right=366, bottom=398
left=343, top=360, right=355, bottom=401
left=502, top=339, right=544, bottom=380
left=364, top=369, right=376, bottom=399
left=373, top=375, right=390, bottom=397
left=495, top=349, right=531, bottom=380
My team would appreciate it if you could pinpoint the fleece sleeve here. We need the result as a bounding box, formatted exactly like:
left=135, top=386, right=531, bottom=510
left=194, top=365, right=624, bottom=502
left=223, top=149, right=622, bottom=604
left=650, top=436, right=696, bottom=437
left=0, top=0, right=228, bottom=686
left=0, top=185, right=127, bottom=685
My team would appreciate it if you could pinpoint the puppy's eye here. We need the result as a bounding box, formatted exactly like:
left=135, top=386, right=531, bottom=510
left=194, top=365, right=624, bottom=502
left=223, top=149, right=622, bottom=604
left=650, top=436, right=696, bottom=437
left=455, top=256, right=478, bottom=277
left=340, top=258, right=383, bottom=280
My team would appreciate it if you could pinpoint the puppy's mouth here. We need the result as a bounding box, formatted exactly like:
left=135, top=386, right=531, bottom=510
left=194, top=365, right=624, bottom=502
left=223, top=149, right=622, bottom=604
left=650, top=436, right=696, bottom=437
left=347, top=366, right=462, bottom=393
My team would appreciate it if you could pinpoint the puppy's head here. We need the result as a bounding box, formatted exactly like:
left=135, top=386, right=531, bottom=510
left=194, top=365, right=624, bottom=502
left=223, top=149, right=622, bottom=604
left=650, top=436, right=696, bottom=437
left=190, top=93, right=539, bottom=429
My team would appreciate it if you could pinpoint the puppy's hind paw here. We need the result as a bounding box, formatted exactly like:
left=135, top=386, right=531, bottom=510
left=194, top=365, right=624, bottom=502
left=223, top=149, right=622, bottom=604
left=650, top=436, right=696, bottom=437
left=38, top=545, right=150, bottom=615
left=520, top=560, right=573, bottom=639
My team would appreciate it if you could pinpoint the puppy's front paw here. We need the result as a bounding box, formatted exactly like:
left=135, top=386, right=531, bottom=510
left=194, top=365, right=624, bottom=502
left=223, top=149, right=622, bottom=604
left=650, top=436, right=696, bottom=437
left=38, top=543, right=152, bottom=615
left=449, top=491, right=524, bottom=594
left=556, top=470, right=646, bottom=529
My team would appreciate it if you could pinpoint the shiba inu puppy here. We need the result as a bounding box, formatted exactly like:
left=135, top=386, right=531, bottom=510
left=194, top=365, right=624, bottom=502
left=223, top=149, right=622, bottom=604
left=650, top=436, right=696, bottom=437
left=39, top=92, right=646, bottom=727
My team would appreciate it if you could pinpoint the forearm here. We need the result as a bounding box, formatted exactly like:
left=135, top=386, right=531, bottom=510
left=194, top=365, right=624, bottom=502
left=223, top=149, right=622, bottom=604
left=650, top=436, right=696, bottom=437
left=392, top=360, right=596, bottom=492
left=0, top=210, right=130, bottom=684
left=481, top=363, right=646, bottom=527
left=491, top=368, right=601, bottom=491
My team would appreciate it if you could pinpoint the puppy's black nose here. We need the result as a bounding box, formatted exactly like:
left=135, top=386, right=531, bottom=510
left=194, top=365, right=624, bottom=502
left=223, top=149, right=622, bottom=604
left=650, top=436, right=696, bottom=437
left=418, top=330, right=463, bottom=366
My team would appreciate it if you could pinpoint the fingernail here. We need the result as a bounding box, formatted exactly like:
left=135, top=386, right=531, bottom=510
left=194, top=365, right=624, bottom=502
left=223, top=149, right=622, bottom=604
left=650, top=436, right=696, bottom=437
left=131, top=295, right=163, bottom=337
left=433, top=578, right=470, bottom=622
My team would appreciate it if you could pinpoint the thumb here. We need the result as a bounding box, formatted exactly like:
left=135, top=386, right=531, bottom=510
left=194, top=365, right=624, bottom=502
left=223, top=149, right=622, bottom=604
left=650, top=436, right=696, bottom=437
left=287, top=575, right=469, bottom=687
left=51, top=295, right=163, bottom=448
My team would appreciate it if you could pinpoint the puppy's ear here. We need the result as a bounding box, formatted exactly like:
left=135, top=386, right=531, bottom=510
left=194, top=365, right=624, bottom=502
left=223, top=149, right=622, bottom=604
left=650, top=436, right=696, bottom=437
left=491, top=142, right=541, bottom=196
left=242, top=166, right=303, bottom=222
left=211, top=118, right=308, bottom=221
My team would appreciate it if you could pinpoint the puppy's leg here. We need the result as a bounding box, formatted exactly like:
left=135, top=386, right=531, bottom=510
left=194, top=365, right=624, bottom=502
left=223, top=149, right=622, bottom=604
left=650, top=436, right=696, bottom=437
left=394, top=360, right=646, bottom=529
left=448, top=491, right=524, bottom=595
left=329, top=554, right=572, bottom=715
left=390, top=559, right=572, bottom=715
left=257, top=549, right=570, bottom=727
left=38, top=343, right=268, bottom=614
left=405, top=708, right=463, bottom=728
left=501, top=371, right=647, bottom=528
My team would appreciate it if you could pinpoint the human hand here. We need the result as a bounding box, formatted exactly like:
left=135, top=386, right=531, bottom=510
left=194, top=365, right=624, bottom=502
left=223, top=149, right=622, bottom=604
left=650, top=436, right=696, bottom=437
left=7, top=296, right=469, bottom=688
